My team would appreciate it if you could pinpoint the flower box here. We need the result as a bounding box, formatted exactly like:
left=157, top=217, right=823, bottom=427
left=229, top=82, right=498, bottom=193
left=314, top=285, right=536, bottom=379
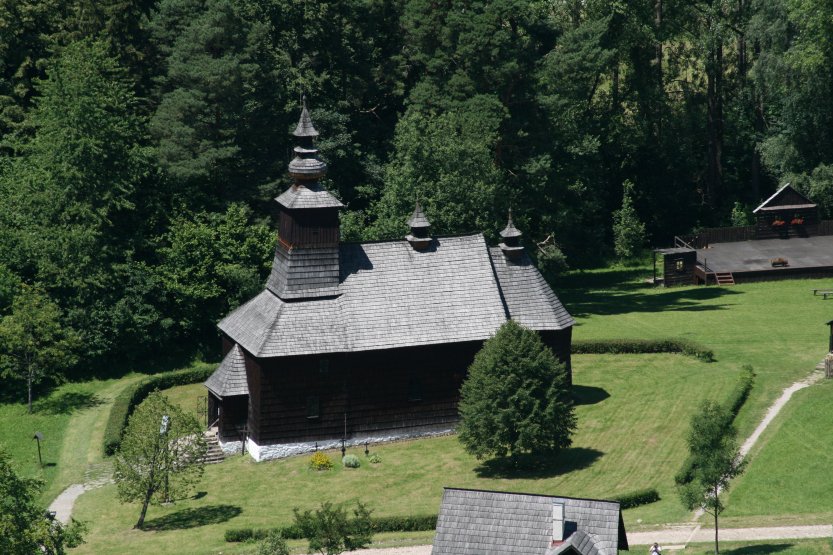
left=770, top=257, right=789, bottom=267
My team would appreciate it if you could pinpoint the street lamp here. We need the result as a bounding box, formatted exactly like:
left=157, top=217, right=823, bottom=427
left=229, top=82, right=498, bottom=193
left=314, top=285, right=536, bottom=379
left=33, top=432, right=43, bottom=467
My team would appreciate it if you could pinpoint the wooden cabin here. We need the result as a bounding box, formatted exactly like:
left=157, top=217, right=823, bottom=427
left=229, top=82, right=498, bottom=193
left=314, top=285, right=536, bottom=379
left=204, top=102, right=575, bottom=460
left=753, top=183, right=819, bottom=239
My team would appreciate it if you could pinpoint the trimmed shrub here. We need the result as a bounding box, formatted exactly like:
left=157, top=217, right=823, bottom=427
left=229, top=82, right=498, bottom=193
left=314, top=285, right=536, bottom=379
left=103, top=362, right=215, bottom=455
left=611, top=488, right=660, bottom=509
left=225, top=514, right=438, bottom=543
left=308, top=452, right=334, bottom=471
left=367, top=453, right=382, bottom=464
left=342, top=454, right=361, bottom=468
left=675, top=366, right=755, bottom=485
left=572, top=338, right=714, bottom=362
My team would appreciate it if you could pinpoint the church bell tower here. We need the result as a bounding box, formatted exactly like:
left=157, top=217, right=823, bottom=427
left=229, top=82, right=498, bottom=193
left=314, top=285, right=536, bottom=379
left=265, top=98, right=343, bottom=300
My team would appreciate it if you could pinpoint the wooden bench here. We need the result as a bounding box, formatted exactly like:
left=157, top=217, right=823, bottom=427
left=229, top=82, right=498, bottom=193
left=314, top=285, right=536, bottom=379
left=812, top=289, right=833, bottom=299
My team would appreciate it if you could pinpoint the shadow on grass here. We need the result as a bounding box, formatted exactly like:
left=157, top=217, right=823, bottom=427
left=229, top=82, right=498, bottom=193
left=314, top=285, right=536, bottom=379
left=562, top=283, right=742, bottom=319
left=35, top=391, right=103, bottom=415
left=720, top=544, right=794, bottom=555
left=572, top=385, right=610, bottom=406
left=555, top=267, right=653, bottom=292
left=474, top=447, right=603, bottom=479
left=142, top=504, right=242, bottom=531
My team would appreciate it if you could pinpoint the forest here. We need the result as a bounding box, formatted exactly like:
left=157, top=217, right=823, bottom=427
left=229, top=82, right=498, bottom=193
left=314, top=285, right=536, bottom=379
left=1, top=0, right=832, bottom=385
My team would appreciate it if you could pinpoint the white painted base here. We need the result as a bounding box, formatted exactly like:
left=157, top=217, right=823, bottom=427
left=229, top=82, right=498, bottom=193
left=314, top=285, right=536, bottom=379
left=218, top=439, right=244, bottom=455
left=245, top=424, right=455, bottom=462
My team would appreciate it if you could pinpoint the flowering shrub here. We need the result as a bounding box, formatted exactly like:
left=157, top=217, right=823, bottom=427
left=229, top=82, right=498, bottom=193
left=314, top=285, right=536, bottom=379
left=368, top=453, right=382, bottom=464
left=308, top=452, right=333, bottom=471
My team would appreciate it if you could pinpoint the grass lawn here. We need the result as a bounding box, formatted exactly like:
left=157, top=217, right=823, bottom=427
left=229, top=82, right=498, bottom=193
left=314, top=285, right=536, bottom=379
left=558, top=269, right=833, bottom=440
left=72, top=352, right=739, bottom=554
left=722, top=379, right=833, bottom=525
left=0, top=376, right=142, bottom=503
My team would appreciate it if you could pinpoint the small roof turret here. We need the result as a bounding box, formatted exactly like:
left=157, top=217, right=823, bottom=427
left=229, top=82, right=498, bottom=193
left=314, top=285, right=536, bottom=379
left=500, top=209, right=522, bottom=239
left=406, top=199, right=432, bottom=250
left=499, top=209, right=524, bottom=259
left=293, top=95, right=319, bottom=138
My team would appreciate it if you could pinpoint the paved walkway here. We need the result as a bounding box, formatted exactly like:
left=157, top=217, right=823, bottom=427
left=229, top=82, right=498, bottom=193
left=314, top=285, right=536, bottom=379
left=48, top=474, right=113, bottom=524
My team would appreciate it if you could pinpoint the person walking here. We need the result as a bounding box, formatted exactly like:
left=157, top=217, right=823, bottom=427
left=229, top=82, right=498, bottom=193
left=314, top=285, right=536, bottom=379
left=649, top=543, right=662, bottom=554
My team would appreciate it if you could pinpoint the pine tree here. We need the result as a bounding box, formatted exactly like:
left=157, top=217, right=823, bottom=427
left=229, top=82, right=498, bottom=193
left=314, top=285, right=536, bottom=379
left=612, top=180, right=647, bottom=261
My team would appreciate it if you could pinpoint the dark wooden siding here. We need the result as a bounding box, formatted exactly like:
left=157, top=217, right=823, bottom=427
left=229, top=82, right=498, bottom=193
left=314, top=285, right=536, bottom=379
left=755, top=207, right=819, bottom=239
left=244, top=333, right=572, bottom=445
left=661, top=251, right=697, bottom=287
left=279, top=207, right=339, bottom=248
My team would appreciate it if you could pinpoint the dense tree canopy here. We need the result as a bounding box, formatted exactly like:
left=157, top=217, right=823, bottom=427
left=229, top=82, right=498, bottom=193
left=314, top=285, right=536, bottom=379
left=457, top=320, right=575, bottom=459
left=0, top=0, right=829, bottom=380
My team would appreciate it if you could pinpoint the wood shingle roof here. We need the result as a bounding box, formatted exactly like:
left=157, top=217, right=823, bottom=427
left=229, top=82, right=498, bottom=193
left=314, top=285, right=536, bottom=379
left=432, top=488, right=627, bottom=555
left=218, top=233, right=572, bottom=358
left=204, top=345, right=249, bottom=397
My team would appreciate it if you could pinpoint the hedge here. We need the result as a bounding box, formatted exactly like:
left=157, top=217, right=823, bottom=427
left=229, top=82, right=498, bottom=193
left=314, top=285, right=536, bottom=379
left=611, top=488, right=660, bottom=509
left=572, top=338, right=714, bottom=362
left=225, top=514, right=438, bottom=543
left=103, top=362, right=215, bottom=455
left=674, top=366, right=756, bottom=485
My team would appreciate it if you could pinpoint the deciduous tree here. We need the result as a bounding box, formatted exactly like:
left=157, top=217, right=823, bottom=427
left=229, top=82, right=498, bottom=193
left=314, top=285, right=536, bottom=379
left=114, top=392, right=207, bottom=529
left=0, top=447, right=86, bottom=554
left=0, top=286, right=79, bottom=413
left=293, top=501, right=373, bottom=555
left=679, top=400, right=746, bottom=555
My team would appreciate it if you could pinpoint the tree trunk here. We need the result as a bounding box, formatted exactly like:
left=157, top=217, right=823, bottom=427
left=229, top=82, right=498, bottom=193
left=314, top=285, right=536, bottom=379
left=714, top=486, right=720, bottom=555
left=27, top=371, right=33, bottom=414
left=706, top=40, right=724, bottom=210
left=135, top=484, right=154, bottom=529
left=655, top=0, right=664, bottom=140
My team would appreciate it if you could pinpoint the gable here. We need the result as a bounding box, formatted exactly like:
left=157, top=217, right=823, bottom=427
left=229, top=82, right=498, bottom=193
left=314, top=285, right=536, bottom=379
left=753, top=184, right=816, bottom=213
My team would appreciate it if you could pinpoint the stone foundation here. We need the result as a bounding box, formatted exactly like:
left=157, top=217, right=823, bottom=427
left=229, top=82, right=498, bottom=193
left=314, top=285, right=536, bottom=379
left=218, top=438, right=244, bottom=455
left=245, top=424, right=456, bottom=462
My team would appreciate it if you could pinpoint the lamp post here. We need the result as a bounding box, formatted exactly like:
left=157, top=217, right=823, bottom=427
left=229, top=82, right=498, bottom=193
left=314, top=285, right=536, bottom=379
left=160, top=415, right=170, bottom=503
left=33, top=432, right=43, bottom=467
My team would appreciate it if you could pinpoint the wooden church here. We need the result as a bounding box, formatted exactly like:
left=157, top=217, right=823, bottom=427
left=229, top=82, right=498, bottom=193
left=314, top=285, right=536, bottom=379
left=204, top=102, right=575, bottom=460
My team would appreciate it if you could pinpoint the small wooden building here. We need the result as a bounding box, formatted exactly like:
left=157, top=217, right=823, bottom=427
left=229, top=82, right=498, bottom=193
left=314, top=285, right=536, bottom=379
left=753, top=183, right=819, bottom=239
left=653, top=247, right=697, bottom=287
left=204, top=102, right=575, bottom=460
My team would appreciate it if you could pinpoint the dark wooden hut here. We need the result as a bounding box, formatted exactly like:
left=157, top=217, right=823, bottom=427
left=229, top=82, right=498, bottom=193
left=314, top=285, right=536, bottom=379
left=753, top=183, right=819, bottom=239
left=205, top=101, right=574, bottom=460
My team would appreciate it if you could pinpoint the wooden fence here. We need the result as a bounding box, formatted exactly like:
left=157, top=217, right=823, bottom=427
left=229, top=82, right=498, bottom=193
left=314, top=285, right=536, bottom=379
left=678, top=221, right=833, bottom=248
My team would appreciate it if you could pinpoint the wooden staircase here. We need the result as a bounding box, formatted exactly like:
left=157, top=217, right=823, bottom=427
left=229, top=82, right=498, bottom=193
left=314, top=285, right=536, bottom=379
left=202, top=430, right=226, bottom=464
left=714, top=272, right=735, bottom=286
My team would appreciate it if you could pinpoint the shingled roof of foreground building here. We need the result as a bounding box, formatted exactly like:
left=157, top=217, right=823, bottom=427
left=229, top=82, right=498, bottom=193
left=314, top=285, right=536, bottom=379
left=219, top=232, right=574, bottom=358
left=432, top=488, right=628, bottom=555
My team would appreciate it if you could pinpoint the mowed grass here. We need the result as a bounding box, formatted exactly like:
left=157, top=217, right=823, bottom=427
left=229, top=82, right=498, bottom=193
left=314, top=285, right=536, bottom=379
left=723, top=379, right=833, bottom=524
left=558, top=269, right=833, bottom=440
left=0, top=377, right=140, bottom=503
left=72, top=353, right=739, bottom=554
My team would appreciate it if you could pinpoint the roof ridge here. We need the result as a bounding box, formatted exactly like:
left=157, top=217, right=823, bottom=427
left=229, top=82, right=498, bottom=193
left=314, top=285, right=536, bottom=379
left=442, top=486, right=621, bottom=506
left=339, top=231, right=485, bottom=246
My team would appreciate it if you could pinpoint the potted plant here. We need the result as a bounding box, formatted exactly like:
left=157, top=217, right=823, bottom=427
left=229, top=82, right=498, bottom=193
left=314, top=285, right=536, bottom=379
left=771, top=217, right=786, bottom=227
left=790, top=214, right=805, bottom=225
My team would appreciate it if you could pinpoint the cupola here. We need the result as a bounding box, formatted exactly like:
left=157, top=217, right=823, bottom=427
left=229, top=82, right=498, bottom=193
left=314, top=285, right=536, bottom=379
left=406, top=200, right=432, bottom=250
left=499, top=210, right=524, bottom=259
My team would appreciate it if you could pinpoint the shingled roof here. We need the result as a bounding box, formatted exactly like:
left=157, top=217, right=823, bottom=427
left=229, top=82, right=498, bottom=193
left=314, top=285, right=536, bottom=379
left=205, top=344, right=249, bottom=397
left=218, top=233, right=572, bottom=358
left=432, top=488, right=628, bottom=555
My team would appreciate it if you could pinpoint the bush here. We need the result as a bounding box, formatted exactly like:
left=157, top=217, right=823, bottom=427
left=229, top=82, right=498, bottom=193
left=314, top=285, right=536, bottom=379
left=572, top=338, right=714, bottom=362
left=611, top=488, right=660, bottom=509
left=103, top=362, right=215, bottom=455
left=675, top=366, right=755, bottom=485
left=367, top=453, right=382, bottom=464
left=308, top=452, right=333, bottom=471
left=225, top=514, right=438, bottom=543
left=342, top=454, right=360, bottom=468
